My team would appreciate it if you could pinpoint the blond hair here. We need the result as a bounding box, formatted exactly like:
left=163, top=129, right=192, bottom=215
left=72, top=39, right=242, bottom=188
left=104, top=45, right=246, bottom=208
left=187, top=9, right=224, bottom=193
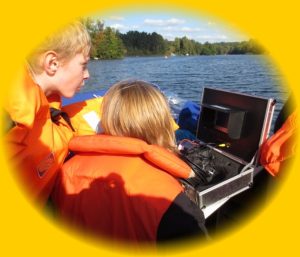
left=27, top=21, right=91, bottom=74
left=101, top=80, right=176, bottom=151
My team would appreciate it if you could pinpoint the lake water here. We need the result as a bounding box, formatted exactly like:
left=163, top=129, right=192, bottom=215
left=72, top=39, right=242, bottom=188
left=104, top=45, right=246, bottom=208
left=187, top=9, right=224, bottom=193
left=65, top=55, right=289, bottom=127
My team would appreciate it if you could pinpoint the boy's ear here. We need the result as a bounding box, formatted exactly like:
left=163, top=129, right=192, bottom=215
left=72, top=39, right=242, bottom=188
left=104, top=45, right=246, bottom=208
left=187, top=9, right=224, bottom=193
left=43, top=51, right=59, bottom=75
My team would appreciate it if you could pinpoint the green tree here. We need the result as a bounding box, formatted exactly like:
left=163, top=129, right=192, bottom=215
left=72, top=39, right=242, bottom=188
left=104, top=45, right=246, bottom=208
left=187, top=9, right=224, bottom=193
left=119, top=31, right=167, bottom=56
left=81, top=18, right=104, bottom=58
left=247, top=39, right=265, bottom=54
left=150, top=32, right=167, bottom=55
left=172, top=38, right=179, bottom=53
left=96, top=27, right=125, bottom=59
left=201, top=42, right=217, bottom=55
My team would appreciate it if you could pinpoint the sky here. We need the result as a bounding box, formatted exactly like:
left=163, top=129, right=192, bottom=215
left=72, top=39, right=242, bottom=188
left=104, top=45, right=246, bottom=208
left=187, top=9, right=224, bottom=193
left=99, top=12, right=248, bottom=43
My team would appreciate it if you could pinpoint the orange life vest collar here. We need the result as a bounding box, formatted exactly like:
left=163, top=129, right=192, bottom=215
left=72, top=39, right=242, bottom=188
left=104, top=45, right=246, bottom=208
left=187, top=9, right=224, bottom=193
left=69, top=134, right=191, bottom=179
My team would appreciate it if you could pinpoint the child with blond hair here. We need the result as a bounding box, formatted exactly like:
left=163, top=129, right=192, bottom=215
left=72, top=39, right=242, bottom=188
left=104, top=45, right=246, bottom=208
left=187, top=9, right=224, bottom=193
left=5, top=21, right=91, bottom=205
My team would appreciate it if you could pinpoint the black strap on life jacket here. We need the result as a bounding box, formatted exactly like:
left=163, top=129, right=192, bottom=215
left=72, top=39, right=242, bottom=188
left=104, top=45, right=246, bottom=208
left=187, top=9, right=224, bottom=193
left=50, top=107, right=75, bottom=132
left=3, top=108, right=75, bottom=133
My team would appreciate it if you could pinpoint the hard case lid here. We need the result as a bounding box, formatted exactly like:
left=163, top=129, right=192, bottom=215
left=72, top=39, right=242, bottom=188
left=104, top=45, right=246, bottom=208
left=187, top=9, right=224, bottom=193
left=196, top=87, right=275, bottom=164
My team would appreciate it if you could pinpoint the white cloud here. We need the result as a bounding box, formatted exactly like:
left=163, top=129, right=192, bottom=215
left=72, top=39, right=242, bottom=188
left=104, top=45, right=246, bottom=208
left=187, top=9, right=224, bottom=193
left=144, top=18, right=185, bottom=27
left=158, top=26, right=203, bottom=33
left=131, top=25, right=140, bottom=30
left=109, top=23, right=141, bottom=32
left=110, top=23, right=127, bottom=30
left=180, top=27, right=204, bottom=32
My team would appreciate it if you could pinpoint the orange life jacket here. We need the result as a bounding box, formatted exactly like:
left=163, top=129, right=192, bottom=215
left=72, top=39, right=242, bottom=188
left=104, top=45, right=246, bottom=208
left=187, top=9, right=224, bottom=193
left=260, top=110, right=298, bottom=176
left=62, top=97, right=104, bottom=135
left=52, top=134, right=191, bottom=243
left=4, top=69, right=74, bottom=205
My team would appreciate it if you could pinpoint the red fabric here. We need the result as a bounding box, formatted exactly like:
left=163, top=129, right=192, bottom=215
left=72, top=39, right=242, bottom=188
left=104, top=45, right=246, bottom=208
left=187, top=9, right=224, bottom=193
left=52, top=135, right=191, bottom=243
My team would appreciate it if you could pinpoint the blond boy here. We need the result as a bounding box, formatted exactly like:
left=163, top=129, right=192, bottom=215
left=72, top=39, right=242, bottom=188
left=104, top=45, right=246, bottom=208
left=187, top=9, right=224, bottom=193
left=5, top=21, right=91, bottom=206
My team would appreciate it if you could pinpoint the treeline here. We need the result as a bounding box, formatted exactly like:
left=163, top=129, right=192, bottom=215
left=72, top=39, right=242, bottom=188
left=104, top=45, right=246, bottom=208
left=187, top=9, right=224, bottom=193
left=119, top=31, right=167, bottom=56
left=82, top=18, right=125, bottom=59
left=82, top=18, right=265, bottom=60
left=168, top=38, right=264, bottom=55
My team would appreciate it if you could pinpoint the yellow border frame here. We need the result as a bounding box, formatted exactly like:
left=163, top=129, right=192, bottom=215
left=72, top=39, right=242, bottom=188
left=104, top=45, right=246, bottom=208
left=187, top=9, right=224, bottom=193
left=1, top=1, right=299, bottom=256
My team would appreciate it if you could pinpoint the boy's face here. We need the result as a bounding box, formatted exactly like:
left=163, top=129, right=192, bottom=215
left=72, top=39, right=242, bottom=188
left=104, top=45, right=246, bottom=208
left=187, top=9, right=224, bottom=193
left=55, top=53, right=90, bottom=98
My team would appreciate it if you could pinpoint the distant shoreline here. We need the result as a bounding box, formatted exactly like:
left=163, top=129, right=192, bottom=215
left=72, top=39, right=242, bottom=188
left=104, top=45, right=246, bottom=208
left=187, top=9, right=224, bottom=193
left=90, top=52, right=265, bottom=61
